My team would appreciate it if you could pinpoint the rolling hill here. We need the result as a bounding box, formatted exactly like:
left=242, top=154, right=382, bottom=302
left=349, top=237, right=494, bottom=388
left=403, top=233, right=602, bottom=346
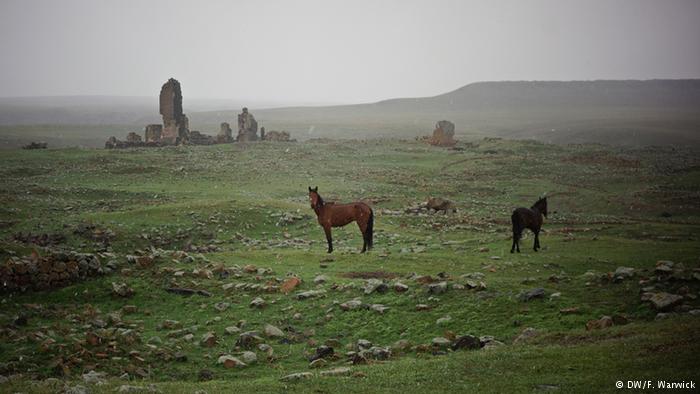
left=1, top=79, right=699, bottom=148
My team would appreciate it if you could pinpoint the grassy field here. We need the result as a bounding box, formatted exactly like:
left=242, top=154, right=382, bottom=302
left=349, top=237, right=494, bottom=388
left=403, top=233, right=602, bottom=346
left=1, top=138, right=699, bottom=393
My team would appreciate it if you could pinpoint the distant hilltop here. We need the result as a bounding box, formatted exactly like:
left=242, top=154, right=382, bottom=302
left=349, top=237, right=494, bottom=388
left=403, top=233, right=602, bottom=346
left=373, top=79, right=700, bottom=110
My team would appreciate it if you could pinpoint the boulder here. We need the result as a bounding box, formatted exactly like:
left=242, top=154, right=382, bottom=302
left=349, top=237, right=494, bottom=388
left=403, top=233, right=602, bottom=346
left=428, top=120, right=456, bottom=146
left=217, top=355, right=246, bottom=369
left=648, top=292, right=683, bottom=311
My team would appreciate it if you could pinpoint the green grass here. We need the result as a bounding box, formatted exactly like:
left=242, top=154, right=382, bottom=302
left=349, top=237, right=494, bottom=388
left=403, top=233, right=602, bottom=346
left=0, top=138, right=699, bottom=392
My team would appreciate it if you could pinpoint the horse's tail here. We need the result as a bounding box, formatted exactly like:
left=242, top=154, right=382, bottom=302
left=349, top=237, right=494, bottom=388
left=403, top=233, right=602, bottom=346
left=367, top=208, right=374, bottom=249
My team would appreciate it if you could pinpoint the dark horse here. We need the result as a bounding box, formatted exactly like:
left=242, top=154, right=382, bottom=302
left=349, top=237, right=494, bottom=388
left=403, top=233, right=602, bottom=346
left=511, top=196, right=548, bottom=253
left=308, top=187, right=374, bottom=253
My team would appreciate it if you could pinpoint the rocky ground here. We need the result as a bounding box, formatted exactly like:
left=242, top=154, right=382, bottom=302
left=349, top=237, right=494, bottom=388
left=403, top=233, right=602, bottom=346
left=0, top=138, right=699, bottom=393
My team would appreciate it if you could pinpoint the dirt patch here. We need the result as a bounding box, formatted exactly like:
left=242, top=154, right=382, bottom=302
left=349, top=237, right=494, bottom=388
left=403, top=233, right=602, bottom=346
left=341, top=271, right=400, bottom=279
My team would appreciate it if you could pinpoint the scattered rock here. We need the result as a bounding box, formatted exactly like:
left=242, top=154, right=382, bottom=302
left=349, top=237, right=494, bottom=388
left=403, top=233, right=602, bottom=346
left=391, top=339, right=412, bottom=352
left=647, top=292, right=683, bottom=311
left=309, top=358, right=327, bottom=368
left=370, top=304, right=389, bottom=314
left=586, top=316, right=613, bottom=330
left=518, top=288, right=545, bottom=302
left=263, top=324, right=285, bottom=338
left=314, top=275, right=328, bottom=284
left=368, top=346, right=391, bottom=360
left=320, top=367, right=352, bottom=377
left=241, top=351, right=257, bottom=364
left=480, top=336, right=505, bottom=349
left=363, top=279, right=388, bottom=295
left=225, top=326, right=241, bottom=335
left=165, top=287, right=212, bottom=297
left=296, top=290, right=326, bottom=300
left=393, top=282, right=409, bottom=292
left=436, top=316, right=452, bottom=325
left=559, top=307, right=580, bottom=315
left=452, top=335, right=481, bottom=350
left=431, top=337, right=452, bottom=349
left=280, top=372, right=313, bottom=381
left=613, top=266, right=635, bottom=282
left=309, top=345, right=334, bottom=362
left=112, top=282, right=134, bottom=298
left=250, top=297, right=267, bottom=308
left=281, top=277, right=302, bottom=294
left=340, top=298, right=365, bottom=311
left=198, top=369, right=214, bottom=381
left=356, top=339, right=373, bottom=350
left=200, top=332, right=217, bottom=347
left=612, top=314, right=630, bottom=325
left=82, top=370, right=107, bottom=385
left=513, top=327, right=538, bottom=344
left=217, top=355, right=246, bottom=369
left=237, top=331, right=264, bottom=349
left=427, top=281, right=448, bottom=294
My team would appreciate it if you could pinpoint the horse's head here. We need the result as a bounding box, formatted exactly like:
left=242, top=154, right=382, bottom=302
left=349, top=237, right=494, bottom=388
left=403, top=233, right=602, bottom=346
left=533, top=196, right=548, bottom=217
left=308, top=186, right=321, bottom=209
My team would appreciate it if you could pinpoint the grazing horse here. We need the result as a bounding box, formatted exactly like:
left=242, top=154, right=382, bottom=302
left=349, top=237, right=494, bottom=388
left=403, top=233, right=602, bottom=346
left=511, top=196, right=548, bottom=253
left=308, top=186, right=374, bottom=253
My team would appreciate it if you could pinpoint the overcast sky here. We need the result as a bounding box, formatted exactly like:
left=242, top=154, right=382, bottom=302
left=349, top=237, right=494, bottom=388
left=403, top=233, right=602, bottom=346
left=1, top=0, right=699, bottom=104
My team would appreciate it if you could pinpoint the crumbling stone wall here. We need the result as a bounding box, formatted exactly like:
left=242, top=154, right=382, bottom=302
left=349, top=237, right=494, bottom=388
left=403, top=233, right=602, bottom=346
left=126, top=132, right=142, bottom=143
left=217, top=122, right=233, bottom=143
left=144, top=124, right=163, bottom=142
left=263, top=130, right=292, bottom=141
left=188, top=130, right=216, bottom=145
left=0, top=252, right=107, bottom=293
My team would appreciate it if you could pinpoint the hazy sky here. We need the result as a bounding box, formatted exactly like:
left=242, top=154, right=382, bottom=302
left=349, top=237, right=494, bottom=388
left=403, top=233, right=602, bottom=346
left=1, top=0, right=699, bottom=104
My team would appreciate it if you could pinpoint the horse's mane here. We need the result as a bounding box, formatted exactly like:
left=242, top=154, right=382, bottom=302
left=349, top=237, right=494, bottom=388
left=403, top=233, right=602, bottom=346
left=531, top=196, right=547, bottom=210
left=316, top=193, right=325, bottom=207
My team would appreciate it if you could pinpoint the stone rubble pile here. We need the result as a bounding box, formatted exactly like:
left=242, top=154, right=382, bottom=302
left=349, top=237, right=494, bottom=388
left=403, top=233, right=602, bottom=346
left=1, top=251, right=111, bottom=292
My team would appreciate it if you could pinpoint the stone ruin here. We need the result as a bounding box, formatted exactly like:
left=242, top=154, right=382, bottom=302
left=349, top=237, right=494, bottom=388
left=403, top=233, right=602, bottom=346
left=144, top=124, right=163, bottom=142
left=0, top=251, right=108, bottom=293
left=263, top=130, right=293, bottom=142
left=188, top=130, right=216, bottom=145
left=217, top=122, right=234, bottom=143
left=427, top=120, right=457, bottom=147
left=159, top=78, right=189, bottom=144
left=22, top=141, right=48, bottom=150
left=104, top=78, right=292, bottom=149
left=237, top=107, right=258, bottom=142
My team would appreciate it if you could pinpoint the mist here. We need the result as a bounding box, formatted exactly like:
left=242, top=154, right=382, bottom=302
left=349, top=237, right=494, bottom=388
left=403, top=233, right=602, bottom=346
left=1, top=0, right=700, bottom=104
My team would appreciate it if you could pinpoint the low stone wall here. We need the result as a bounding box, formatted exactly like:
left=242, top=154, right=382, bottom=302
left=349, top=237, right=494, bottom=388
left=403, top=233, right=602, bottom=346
left=0, top=252, right=107, bottom=293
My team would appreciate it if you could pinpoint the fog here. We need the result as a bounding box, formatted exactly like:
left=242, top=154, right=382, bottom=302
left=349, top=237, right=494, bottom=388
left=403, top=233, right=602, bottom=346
left=1, top=0, right=699, bottom=104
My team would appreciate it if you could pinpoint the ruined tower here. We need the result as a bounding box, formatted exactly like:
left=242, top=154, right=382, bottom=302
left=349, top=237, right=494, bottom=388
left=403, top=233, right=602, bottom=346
left=159, top=78, right=189, bottom=144
left=236, top=107, right=258, bottom=142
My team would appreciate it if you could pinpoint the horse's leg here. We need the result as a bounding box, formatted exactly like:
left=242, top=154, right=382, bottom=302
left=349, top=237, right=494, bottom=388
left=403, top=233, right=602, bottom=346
left=357, top=219, right=368, bottom=253
left=533, top=229, right=540, bottom=252
left=516, top=228, right=521, bottom=253
left=323, top=226, right=333, bottom=253
left=511, top=213, right=519, bottom=253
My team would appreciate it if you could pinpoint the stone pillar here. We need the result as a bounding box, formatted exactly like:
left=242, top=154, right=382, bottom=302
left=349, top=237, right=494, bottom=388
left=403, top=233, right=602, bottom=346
left=159, top=78, right=190, bottom=144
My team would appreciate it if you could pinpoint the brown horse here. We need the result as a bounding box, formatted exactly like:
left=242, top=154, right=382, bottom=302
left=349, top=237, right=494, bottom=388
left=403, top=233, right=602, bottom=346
left=308, top=187, right=374, bottom=253
left=511, top=196, right=548, bottom=253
